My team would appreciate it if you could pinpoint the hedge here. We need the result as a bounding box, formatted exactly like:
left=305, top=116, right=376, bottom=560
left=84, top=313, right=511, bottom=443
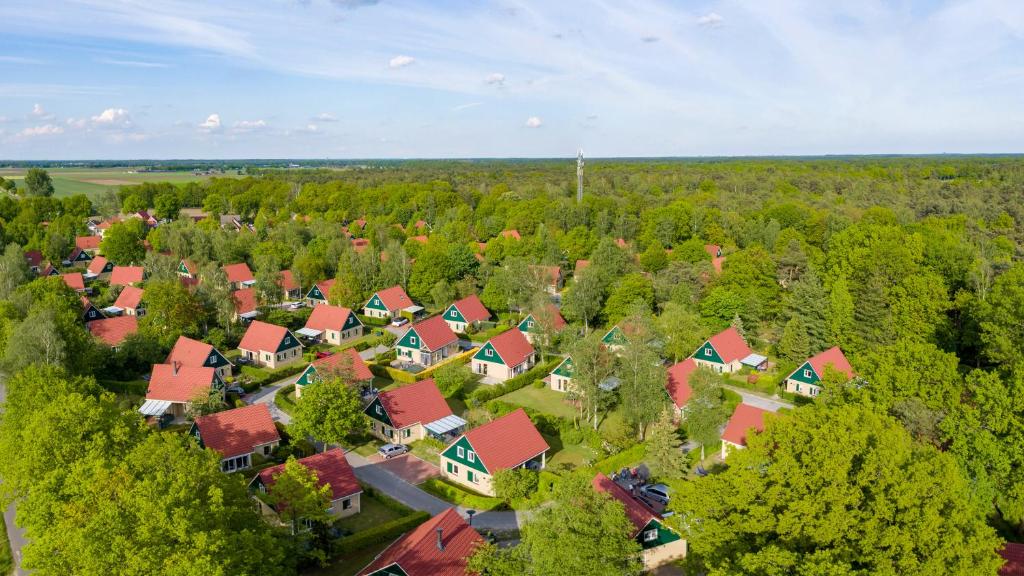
left=420, top=478, right=506, bottom=511
left=413, top=348, right=477, bottom=380
left=593, top=443, right=647, bottom=475
left=368, top=348, right=477, bottom=384
left=275, top=384, right=297, bottom=415
left=359, top=483, right=414, bottom=515
left=333, top=511, right=430, bottom=556
left=239, top=362, right=308, bottom=391
left=468, top=357, right=563, bottom=405
left=369, top=364, right=418, bottom=384
left=98, top=379, right=148, bottom=395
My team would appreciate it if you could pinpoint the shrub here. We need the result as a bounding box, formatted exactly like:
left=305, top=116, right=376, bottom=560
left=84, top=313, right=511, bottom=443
left=333, top=511, right=430, bottom=555
left=433, top=362, right=476, bottom=398
left=419, top=478, right=506, bottom=511
left=559, top=423, right=584, bottom=445
left=594, top=443, right=646, bottom=474
left=493, top=468, right=538, bottom=503
left=368, top=364, right=417, bottom=383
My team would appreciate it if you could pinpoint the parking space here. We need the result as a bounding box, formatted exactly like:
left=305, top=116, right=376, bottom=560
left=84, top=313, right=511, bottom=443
left=370, top=454, right=439, bottom=485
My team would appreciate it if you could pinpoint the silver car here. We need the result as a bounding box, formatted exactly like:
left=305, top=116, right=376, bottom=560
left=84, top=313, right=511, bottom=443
left=639, top=483, right=670, bottom=505
left=378, top=443, right=409, bottom=459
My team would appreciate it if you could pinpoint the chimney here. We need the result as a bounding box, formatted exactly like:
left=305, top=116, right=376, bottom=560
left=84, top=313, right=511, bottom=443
left=435, top=527, right=444, bottom=552
left=172, top=361, right=181, bottom=375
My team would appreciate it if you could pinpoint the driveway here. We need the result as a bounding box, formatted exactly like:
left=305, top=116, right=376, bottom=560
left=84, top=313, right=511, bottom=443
left=368, top=454, right=439, bottom=485
left=722, top=384, right=793, bottom=412
left=245, top=374, right=299, bottom=425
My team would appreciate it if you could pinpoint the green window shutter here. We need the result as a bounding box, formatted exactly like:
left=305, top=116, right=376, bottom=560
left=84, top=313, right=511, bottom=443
left=467, top=470, right=474, bottom=482
left=446, top=461, right=453, bottom=473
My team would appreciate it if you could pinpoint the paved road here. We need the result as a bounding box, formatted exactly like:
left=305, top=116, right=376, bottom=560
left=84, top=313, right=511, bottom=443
left=0, top=375, right=27, bottom=575
left=722, top=384, right=793, bottom=412
left=358, top=345, right=389, bottom=361
left=246, top=375, right=299, bottom=425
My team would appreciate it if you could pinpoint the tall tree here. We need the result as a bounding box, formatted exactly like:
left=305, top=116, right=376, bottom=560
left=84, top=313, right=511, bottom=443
left=567, top=331, right=616, bottom=430
left=291, top=376, right=365, bottom=446
left=0, top=243, right=30, bottom=299
left=562, top=270, right=605, bottom=333
left=785, top=268, right=830, bottom=353
left=263, top=457, right=333, bottom=559
left=777, top=316, right=810, bottom=364
left=684, top=368, right=728, bottom=461
left=23, top=168, right=54, bottom=197
left=645, top=410, right=688, bottom=480
left=139, top=280, right=206, bottom=347
left=655, top=302, right=704, bottom=363
left=100, top=218, right=148, bottom=264
left=618, top=305, right=665, bottom=440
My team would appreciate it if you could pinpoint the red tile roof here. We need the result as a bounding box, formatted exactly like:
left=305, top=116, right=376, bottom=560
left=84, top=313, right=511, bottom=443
left=166, top=335, right=222, bottom=368
left=87, top=256, right=109, bottom=275
left=146, top=363, right=217, bottom=403
left=62, top=272, right=85, bottom=291
left=1000, top=543, right=1024, bottom=576
left=408, top=315, right=458, bottom=351
left=409, top=235, right=429, bottom=244
left=806, top=346, right=854, bottom=379
left=110, top=266, right=144, bottom=286
left=721, top=404, right=770, bottom=448
left=357, top=508, right=483, bottom=576
left=352, top=238, right=370, bottom=253
left=616, top=237, right=628, bottom=248
left=24, top=250, right=43, bottom=268
left=223, top=262, right=254, bottom=284
left=312, top=347, right=373, bottom=382
left=279, top=269, right=299, bottom=291
left=704, top=244, right=721, bottom=258
left=666, top=358, right=697, bottom=409
left=305, top=304, right=355, bottom=332
left=258, top=448, right=360, bottom=501
left=195, top=404, right=280, bottom=458
left=76, top=235, right=102, bottom=250
left=414, top=219, right=427, bottom=229
left=711, top=256, right=725, bottom=274
left=463, top=409, right=548, bottom=471
left=352, top=217, right=367, bottom=229
left=538, top=303, right=567, bottom=330
left=114, top=285, right=144, bottom=310
left=87, top=315, right=137, bottom=346
left=575, top=259, right=590, bottom=274
left=486, top=328, right=535, bottom=367
left=180, top=259, right=198, bottom=275
left=373, top=285, right=412, bottom=311
left=500, top=229, right=521, bottom=240
left=376, top=379, right=452, bottom=429
left=707, top=327, right=752, bottom=363
left=233, top=288, right=257, bottom=315
left=450, top=294, right=490, bottom=324
left=238, top=320, right=298, bottom=353
left=592, top=473, right=659, bottom=536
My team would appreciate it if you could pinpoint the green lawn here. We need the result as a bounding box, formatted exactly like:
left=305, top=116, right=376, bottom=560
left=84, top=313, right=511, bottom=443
left=547, top=440, right=598, bottom=469
left=0, top=167, right=241, bottom=198
left=305, top=539, right=392, bottom=576
left=333, top=494, right=405, bottom=534
left=408, top=439, right=442, bottom=466
left=497, top=385, right=576, bottom=419
left=346, top=432, right=384, bottom=457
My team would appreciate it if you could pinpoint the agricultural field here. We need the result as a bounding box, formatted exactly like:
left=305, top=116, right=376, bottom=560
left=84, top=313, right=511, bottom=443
left=0, top=167, right=241, bottom=198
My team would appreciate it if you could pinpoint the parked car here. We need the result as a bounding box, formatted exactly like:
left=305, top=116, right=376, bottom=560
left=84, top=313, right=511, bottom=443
left=286, top=301, right=305, bottom=310
left=225, top=384, right=246, bottom=395
left=639, top=483, right=671, bottom=505
left=378, top=444, right=409, bottom=459
left=390, top=317, right=409, bottom=327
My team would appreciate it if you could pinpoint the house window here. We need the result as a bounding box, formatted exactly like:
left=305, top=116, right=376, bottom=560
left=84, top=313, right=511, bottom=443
left=527, top=320, right=534, bottom=328
left=402, top=428, right=411, bottom=439
left=209, top=355, right=216, bottom=363
left=644, top=529, right=658, bottom=542
left=803, top=369, right=812, bottom=378
left=342, top=498, right=352, bottom=510
left=450, top=309, right=457, bottom=317
left=374, top=298, right=380, bottom=305
left=485, top=348, right=493, bottom=357
left=264, top=353, right=271, bottom=361
left=375, top=405, right=382, bottom=415
left=457, top=446, right=465, bottom=458
left=468, top=451, right=475, bottom=463
left=410, top=336, right=417, bottom=345
left=451, top=463, right=459, bottom=475
left=263, top=445, right=271, bottom=456
left=704, top=347, right=712, bottom=357
left=468, top=470, right=477, bottom=483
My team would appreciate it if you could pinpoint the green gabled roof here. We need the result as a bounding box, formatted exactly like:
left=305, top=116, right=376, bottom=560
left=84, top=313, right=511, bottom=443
left=638, top=518, right=682, bottom=549
left=444, top=304, right=466, bottom=324
left=601, top=325, right=628, bottom=346
left=472, top=341, right=505, bottom=365
left=552, top=356, right=574, bottom=378
left=517, top=314, right=536, bottom=333
left=365, top=564, right=408, bottom=576
left=694, top=339, right=725, bottom=364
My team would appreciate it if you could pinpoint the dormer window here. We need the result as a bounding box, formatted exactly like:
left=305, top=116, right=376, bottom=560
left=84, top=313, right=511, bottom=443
left=704, top=347, right=712, bottom=356
left=410, top=336, right=417, bottom=345
left=457, top=446, right=465, bottom=458
left=485, top=348, right=493, bottom=357
left=804, top=369, right=812, bottom=378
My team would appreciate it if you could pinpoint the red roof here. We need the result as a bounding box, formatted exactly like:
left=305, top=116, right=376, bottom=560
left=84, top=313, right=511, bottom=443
left=279, top=269, right=299, bottom=291
left=529, top=265, right=561, bottom=286
left=223, top=262, right=254, bottom=284
left=180, top=259, right=198, bottom=275
left=575, top=259, right=590, bottom=274
left=146, top=363, right=217, bottom=403
left=313, top=279, right=336, bottom=299
left=414, top=219, right=427, bottom=229
left=352, top=217, right=367, bottom=229
left=704, top=244, right=721, bottom=258
left=485, top=329, right=535, bottom=367
left=62, top=272, right=85, bottom=291
left=166, top=335, right=222, bottom=368
left=24, top=250, right=43, bottom=268
left=110, top=266, right=144, bottom=286
left=258, top=448, right=360, bottom=501
left=706, top=327, right=752, bottom=363
left=87, top=315, right=137, bottom=346
left=539, top=303, right=567, bottom=330
left=592, top=473, right=659, bottom=536
left=409, top=235, right=429, bottom=244
left=195, top=404, right=280, bottom=458
left=357, top=508, right=482, bottom=576
left=233, top=288, right=257, bottom=315
left=352, top=238, right=370, bottom=253
left=305, top=304, right=355, bottom=332
left=500, top=229, right=521, bottom=240
left=375, top=378, right=452, bottom=429
left=450, top=294, right=490, bottom=324
left=1000, top=543, right=1024, bottom=576
left=407, top=315, right=458, bottom=351
left=616, top=237, right=628, bottom=248
left=114, top=285, right=144, bottom=310
left=721, top=404, right=770, bottom=448
left=805, top=346, right=854, bottom=379
left=76, top=235, right=101, bottom=250
left=87, top=256, right=109, bottom=275
left=373, top=285, right=412, bottom=311
left=666, top=358, right=697, bottom=409
left=238, top=320, right=298, bottom=353
left=463, top=409, right=548, bottom=471
left=312, top=347, right=373, bottom=382
left=711, top=256, right=725, bottom=274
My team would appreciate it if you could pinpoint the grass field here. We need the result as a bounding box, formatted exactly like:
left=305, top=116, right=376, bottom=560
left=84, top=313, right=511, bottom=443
left=0, top=167, right=241, bottom=198
left=498, top=385, right=577, bottom=419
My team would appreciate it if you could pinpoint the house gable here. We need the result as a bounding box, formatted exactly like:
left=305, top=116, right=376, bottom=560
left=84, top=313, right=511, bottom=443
left=638, top=518, right=682, bottom=550
left=365, top=564, right=409, bottom=576
left=444, top=304, right=466, bottom=324
left=296, top=364, right=320, bottom=386
left=602, top=326, right=628, bottom=346
left=72, top=249, right=92, bottom=262
left=306, top=284, right=327, bottom=301
left=342, top=311, right=362, bottom=330
left=516, top=314, right=535, bottom=333
left=396, top=327, right=424, bottom=351
left=787, top=361, right=819, bottom=385
left=696, top=340, right=725, bottom=364
left=275, top=332, right=300, bottom=353
left=440, top=436, right=489, bottom=475
left=365, top=397, right=394, bottom=427
left=204, top=348, right=231, bottom=369
left=365, top=293, right=389, bottom=311
left=552, top=356, right=574, bottom=378
left=472, top=342, right=505, bottom=365
left=177, top=260, right=192, bottom=275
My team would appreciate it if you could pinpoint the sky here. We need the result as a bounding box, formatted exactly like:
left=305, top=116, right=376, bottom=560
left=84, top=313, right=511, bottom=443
left=0, top=0, right=1022, bottom=159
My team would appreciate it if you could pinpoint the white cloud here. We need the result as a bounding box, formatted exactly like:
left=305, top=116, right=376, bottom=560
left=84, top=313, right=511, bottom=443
left=19, top=124, right=64, bottom=137
left=525, top=116, right=543, bottom=128
left=232, top=119, right=267, bottom=132
left=31, top=103, right=54, bottom=120
left=313, top=112, right=338, bottom=122
left=697, top=12, right=725, bottom=28
left=485, top=72, right=505, bottom=86
left=91, top=108, right=132, bottom=127
left=199, top=113, right=222, bottom=131
left=96, top=57, right=169, bottom=68
left=388, top=55, right=415, bottom=69
left=306, top=123, right=319, bottom=132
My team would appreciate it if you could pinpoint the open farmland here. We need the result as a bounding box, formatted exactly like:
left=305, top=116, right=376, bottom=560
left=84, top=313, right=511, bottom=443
left=0, top=167, right=242, bottom=198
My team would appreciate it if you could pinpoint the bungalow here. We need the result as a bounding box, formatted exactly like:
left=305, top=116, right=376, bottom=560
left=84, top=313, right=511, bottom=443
left=237, top=320, right=303, bottom=369
left=278, top=269, right=301, bottom=300
left=295, top=347, right=373, bottom=399
left=81, top=296, right=104, bottom=323
left=665, top=358, right=697, bottom=418
left=442, top=294, right=490, bottom=334
left=167, top=335, right=234, bottom=381
left=529, top=264, right=564, bottom=294
left=592, top=473, right=687, bottom=569
left=305, top=279, right=335, bottom=307
left=67, top=246, right=93, bottom=266
left=439, top=408, right=548, bottom=497
left=224, top=262, right=255, bottom=289
left=472, top=328, right=536, bottom=383
left=110, top=265, right=144, bottom=287
left=365, top=378, right=464, bottom=444
left=395, top=315, right=459, bottom=368
left=233, top=288, right=259, bottom=321
left=177, top=259, right=199, bottom=279
left=251, top=448, right=362, bottom=520
left=191, top=404, right=280, bottom=473
left=691, top=327, right=751, bottom=374
left=363, top=285, right=413, bottom=319
left=547, top=356, right=574, bottom=393
left=356, top=508, right=483, bottom=576
left=517, top=304, right=567, bottom=345
left=75, top=235, right=102, bottom=254
left=721, top=403, right=770, bottom=460
left=62, top=272, right=86, bottom=292
left=784, top=346, right=854, bottom=398
left=111, top=285, right=145, bottom=316
left=300, top=304, right=363, bottom=345
left=140, top=362, right=222, bottom=420
left=85, top=256, right=114, bottom=279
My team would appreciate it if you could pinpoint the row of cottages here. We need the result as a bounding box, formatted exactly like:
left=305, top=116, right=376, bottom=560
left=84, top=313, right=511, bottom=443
left=442, top=294, right=490, bottom=334
left=440, top=408, right=549, bottom=497
left=305, top=279, right=335, bottom=306
left=396, top=315, right=459, bottom=368
left=365, top=378, right=466, bottom=444
left=238, top=320, right=304, bottom=369
left=139, top=362, right=223, bottom=420
left=295, top=348, right=374, bottom=398
left=592, top=473, right=687, bottom=570
left=299, top=304, right=364, bottom=345
left=192, top=403, right=281, bottom=472
left=363, top=285, right=413, bottom=319
left=471, top=328, right=536, bottom=382
left=783, top=346, right=854, bottom=397
left=356, top=508, right=482, bottom=576
left=252, top=448, right=363, bottom=521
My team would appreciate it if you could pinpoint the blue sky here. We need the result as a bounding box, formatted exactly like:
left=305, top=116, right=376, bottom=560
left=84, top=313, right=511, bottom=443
left=0, top=0, right=1022, bottom=159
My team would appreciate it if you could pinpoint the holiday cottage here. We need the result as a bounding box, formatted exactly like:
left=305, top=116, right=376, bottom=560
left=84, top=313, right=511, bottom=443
left=395, top=315, right=459, bottom=368
left=439, top=409, right=548, bottom=496
left=441, top=294, right=490, bottom=334
left=691, top=327, right=751, bottom=374
left=365, top=378, right=464, bottom=444
left=472, top=328, right=536, bottom=383
left=166, top=335, right=234, bottom=381
left=784, top=346, right=854, bottom=398
left=593, top=473, right=687, bottom=569
left=237, top=320, right=303, bottom=369
left=363, top=285, right=413, bottom=319
left=295, top=347, right=373, bottom=398
left=191, top=404, right=280, bottom=472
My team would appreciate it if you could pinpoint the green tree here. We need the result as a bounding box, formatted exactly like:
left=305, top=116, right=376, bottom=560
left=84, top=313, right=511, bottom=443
left=603, top=273, right=654, bottom=324
left=980, top=263, right=1024, bottom=367
left=139, top=280, right=206, bottom=347
left=492, top=468, right=538, bottom=503
left=684, top=367, right=728, bottom=461
left=645, top=410, right=688, bottom=480
left=618, top=305, right=665, bottom=440
left=263, top=457, right=333, bottom=560
left=291, top=377, right=365, bottom=446
left=100, top=218, right=147, bottom=264
left=567, top=332, right=616, bottom=430
left=23, top=168, right=54, bottom=197
left=777, top=316, right=810, bottom=363
left=655, top=302, right=704, bottom=363
left=185, top=389, right=226, bottom=419
left=433, top=362, right=477, bottom=399
left=785, top=269, right=830, bottom=353
left=153, top=191, right=182, bottom=220
left=638, top=242, right=668, bottom=273
left=561, top=270, right=605, bottom=333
